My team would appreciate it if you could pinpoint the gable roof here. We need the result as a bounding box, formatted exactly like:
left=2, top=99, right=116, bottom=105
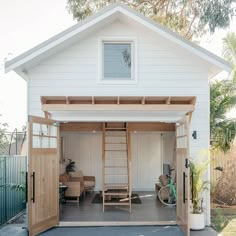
left=5, top=3, right=231, bottom=79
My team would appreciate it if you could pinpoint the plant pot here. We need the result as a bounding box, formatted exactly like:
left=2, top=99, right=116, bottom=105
left=189, top=212, right=205, bottom=230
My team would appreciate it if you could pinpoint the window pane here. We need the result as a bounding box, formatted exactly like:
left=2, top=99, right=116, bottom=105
left=50, top=138, right=57, bottom=148
left=33, top=123, right=40, bottom=135
left=42, top=137, right=49, bottom=148
left=41, top=124, right=48, bottom=136
left=33, top=136, right=41, bottom=148
left=104, top=43, right=131, bottom=79
left=50, top=126, right=57, bottom=137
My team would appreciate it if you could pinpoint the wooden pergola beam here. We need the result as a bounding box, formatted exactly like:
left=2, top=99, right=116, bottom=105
left=41, top=96, right=196, bottom=105
left=42, top=104, right=195, bottom=112
left=60, top=122, right=176, bottom=132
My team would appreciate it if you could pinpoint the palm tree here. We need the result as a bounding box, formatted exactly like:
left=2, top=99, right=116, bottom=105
left=212, top=32, right=236, bottom=205
left=210, top=32, right=236, bottom=153
left=222, top=32, right=236, bottom=82
left=210, top=80, right=236, bottom=152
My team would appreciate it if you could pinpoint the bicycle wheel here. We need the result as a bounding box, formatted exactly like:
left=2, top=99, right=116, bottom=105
left=158, top=184, right=176, bottom=206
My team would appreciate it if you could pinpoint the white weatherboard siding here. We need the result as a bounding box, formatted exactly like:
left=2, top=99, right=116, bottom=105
left=61, top=131, right=175, bottom=191
left=28, top=20, right=210, bottom=224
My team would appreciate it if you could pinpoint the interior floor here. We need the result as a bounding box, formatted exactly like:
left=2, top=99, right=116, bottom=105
left=60, top=191, right=176, bottom=222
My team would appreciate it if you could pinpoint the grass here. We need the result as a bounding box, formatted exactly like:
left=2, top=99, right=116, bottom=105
left=211, top=207, right=236, bottom=236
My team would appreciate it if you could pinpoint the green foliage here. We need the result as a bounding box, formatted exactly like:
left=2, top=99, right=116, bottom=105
left=0, top=183, right=26, bottom=193
left=210, top=80, right=236, bottom=153
left=199, top=0, right=233, bottom=34
left=211, top=209, right=230, bottom=232
left=66, top=0, right=235, bottom=39
left=222, top=32, right=236, bottom=81
left=190, top=159, right=209, bottom=214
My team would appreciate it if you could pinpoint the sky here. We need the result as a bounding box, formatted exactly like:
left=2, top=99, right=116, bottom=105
left=0, top=0, right=235, bottom=131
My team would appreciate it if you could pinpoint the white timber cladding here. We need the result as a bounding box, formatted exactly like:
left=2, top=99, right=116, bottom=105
left=61, top=131, right=175, bottom=191
left=27, top=20, right=210, bottom=224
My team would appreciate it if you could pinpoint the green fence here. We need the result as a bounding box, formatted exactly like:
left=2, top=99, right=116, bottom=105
left=0, top=155, right=27, bottom=225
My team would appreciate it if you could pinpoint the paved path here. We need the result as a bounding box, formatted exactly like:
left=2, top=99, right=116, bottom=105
left=0, top=224, right=218, bottom=236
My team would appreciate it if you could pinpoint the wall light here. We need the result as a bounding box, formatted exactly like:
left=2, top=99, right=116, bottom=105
left=192, top=131, right=197, bottom=139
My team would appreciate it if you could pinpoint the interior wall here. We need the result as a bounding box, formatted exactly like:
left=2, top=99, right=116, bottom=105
left=62, top=131, right=103, bottom=189
left=61, top=131, right=175, bottom=191
left=131, top=132, right=161, bottom=191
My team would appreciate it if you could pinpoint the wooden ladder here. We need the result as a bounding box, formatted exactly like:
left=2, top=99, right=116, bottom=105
left=102, top=122, right=131, bottom=212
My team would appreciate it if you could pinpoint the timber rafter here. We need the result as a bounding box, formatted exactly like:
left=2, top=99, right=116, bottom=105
left=41, top=96, right=196, bottom=112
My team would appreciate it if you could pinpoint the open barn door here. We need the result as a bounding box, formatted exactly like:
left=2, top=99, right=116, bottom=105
left=28, top=116, right=60, bottom=236
left=176, top=115, right=190, bottom=236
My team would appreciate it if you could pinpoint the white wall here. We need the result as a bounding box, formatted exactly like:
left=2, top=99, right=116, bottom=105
left=28, top=19, right=210, bottom=223
left=28, top=19, right=209, bottom=160
left=61, top=131, right=175, bottom=191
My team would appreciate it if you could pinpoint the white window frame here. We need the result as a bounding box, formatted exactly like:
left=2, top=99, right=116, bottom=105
left=98, top=37, right=137, bottom=84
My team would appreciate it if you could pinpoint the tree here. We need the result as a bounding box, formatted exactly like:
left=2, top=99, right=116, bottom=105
left=212, top=32, right=236, bottom=206
left=0, top=116, right=9, bottom=154
left=222, top=32, right=236, bottom=81
left=210, top=32, right=236, bottom=153
left=66, top=0, right=235, bottom=39
left=210, top=80, right=236, bottom=153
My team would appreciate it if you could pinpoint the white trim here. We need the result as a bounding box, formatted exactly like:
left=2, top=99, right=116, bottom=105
left=97, top=36, right=138, bottom=85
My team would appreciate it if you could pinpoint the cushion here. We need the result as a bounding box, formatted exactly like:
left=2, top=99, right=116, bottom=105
left=84, top=180, right=95, bottom=187
left=69, top=171, right=83, bottom=178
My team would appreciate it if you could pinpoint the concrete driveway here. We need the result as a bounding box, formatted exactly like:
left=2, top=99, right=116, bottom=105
left=0, top=224, right=218, bottom=236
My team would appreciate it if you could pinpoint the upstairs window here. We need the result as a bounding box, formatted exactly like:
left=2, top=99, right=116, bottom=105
left=102, top=42, right=134, bottom=81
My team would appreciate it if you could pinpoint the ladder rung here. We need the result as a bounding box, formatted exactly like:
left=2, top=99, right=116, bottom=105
left=105, top=150, right=127, bottom=152
left=105, top=184, right=128, bottom=189
left=105, top=166, right=127, bottom=168
left=104, top=192, right=128, bottom=195
left=103, top=202, right=130, bottom=206
left=105, top=142, right=127, bottom=144
left=105, top=134, right=126, bottom=137
left=105, top=128, right=126, bottom=130
left=105, top=174, right=128, bottom=176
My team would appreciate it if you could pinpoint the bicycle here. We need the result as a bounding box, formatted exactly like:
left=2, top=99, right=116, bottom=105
left=158, top=174, right=176, bottom=207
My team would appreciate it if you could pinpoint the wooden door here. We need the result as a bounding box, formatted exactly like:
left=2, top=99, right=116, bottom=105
left=176, top=115, right=190, bottom=236
left=28, top=116, right=60, bottom=236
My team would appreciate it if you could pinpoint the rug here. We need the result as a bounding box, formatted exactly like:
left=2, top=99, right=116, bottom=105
left=91, top=193, right=142, bottom=204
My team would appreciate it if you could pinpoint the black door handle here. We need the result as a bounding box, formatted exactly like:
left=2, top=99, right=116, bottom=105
left=183, top=172, right=186, bottom=203
left=191, top=172, right=194, bottom=203
left=31, top=172, right=35, bottom=203
left=25, top=172, right=28, bottom=203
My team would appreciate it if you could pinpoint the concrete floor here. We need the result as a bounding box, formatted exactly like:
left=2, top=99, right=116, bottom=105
left=60, top=191, right=176, bottom=222
left=0, top=191, right=218, bottom=235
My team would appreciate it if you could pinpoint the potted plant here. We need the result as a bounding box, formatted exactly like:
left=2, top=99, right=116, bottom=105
left=65, top=159, right=76, bottom=173
left=189, top=159, right=209, bottom=230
